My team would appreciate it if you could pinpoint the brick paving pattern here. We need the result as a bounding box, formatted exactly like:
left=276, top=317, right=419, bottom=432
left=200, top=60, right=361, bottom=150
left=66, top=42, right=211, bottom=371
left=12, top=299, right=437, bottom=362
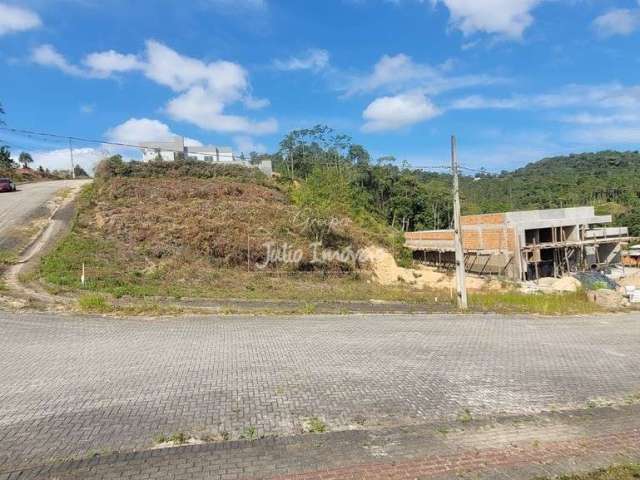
left=0, top=312, right=639, bottom=478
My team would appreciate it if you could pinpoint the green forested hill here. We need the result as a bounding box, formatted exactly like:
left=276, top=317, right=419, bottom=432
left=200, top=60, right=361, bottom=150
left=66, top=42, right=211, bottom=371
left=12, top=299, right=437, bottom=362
left=267, top=127, right=640, bottom=236
left=461, top=151, right=640, bottom=235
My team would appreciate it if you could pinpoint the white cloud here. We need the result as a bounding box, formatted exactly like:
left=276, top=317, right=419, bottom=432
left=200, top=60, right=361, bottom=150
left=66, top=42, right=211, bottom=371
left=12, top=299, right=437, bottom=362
left=362, top=91, right=440, bottom=132
left=274, top=49, right=330, bottom=72
left=166, top=86, right=278, bottom=134
left=143, top=40, right=248, bottom=101
left=0, top=3, right=41, bottom=36
left=593, top=8, right=640, bottom=37
left=571, top=127, right=640, bottom=145
left=344, top=53, right=503, bottom=96
left=448, top=83, right=640, bottom=148
left=560, top=112, right=640, bottom=126
left=243, top=95, right=270, bottom=110
left=450, top=84, right=640, bottom=112
left=105, top=118, right=203, bottom=146
left=83, top=50, right=142, bottom=77
left=431, top=0, right=543, bottom=38
left=233, top=135, right=267, bottom=154
left=31, top=45, right=85, bottom=77
left=31, top=40, right=275, bottom=136
left=449, top=94, right=522, bottom=110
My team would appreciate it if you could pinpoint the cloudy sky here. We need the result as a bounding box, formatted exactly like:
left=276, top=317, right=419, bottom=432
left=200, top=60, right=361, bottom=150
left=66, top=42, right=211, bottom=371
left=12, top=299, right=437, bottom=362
left=0, top=0, right=639, bottom=172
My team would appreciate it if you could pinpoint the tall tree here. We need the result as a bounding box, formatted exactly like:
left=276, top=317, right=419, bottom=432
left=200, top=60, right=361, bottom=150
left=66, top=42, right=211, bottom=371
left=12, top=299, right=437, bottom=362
left=19, top=152, right=34, bottom=169
left=0, top=146, right=13, bottom=170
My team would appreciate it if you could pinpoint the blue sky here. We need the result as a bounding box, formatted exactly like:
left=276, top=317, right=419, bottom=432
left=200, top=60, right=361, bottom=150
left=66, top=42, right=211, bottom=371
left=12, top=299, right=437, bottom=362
left=1, top=0, right=639, bottom=172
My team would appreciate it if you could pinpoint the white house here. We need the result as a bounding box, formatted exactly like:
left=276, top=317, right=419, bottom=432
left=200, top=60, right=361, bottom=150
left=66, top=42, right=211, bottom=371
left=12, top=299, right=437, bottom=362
left=186, top=146, right=235, bottom=163
left=140, top=136, right=185, bottom=162
left=138, top=136, right=273, bottom=175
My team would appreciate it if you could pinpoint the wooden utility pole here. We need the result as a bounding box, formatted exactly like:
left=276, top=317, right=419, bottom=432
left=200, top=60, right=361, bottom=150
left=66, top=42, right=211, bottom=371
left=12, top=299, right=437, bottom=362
left=451, top=135, right=468, bottom=309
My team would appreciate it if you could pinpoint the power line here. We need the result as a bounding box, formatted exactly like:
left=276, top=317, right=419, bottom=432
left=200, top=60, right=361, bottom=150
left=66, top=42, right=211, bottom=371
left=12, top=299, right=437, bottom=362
left=1, top=125, right=485, bottom=172
left=1, top=126, right=154, bottom=151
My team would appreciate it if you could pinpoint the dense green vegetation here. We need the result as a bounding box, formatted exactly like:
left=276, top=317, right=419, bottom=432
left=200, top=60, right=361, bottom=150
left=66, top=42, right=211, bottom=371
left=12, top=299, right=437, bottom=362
left=255, top=126, right=640, bottom=236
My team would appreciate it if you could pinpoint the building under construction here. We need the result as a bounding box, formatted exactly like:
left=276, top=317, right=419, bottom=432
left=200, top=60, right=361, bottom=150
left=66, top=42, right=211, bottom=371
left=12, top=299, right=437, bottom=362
left=405, top=207, right=632, bottom=281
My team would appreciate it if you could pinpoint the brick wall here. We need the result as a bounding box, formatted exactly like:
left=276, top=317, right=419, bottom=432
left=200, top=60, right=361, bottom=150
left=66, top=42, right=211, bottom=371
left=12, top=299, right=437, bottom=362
left=461, top=213, right=506, bottom=226
left=405, top=231, right=454, bottom=241
left=405, top=226, right=516, bottom=252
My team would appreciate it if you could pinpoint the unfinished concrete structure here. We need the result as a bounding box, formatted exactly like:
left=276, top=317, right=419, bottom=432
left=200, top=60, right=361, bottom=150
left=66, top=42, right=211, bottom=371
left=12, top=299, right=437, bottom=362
left=405, top=207, right=631, bottom=280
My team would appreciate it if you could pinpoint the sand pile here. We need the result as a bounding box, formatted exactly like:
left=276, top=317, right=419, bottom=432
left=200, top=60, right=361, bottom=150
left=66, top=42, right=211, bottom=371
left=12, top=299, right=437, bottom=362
left=552, top=276, right=582, bottom=292
left=362, top=246, right=447, bottom=288
left=530, top=276, right=582, bottom=293
left=362, top=246, right=498, bottom=291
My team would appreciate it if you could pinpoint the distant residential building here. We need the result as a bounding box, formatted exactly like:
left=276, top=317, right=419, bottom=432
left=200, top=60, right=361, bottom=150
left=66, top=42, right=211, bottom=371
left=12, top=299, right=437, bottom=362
left=138, top=136, right=273, bottom=176
left=140, top=137, right=185, bottom=162
left=186, top=146, right=235, bottom=163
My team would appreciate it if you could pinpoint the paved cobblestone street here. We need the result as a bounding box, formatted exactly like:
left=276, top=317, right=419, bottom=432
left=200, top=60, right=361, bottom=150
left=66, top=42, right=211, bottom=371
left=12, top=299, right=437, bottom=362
left=0, top=312, right=639, bottom=478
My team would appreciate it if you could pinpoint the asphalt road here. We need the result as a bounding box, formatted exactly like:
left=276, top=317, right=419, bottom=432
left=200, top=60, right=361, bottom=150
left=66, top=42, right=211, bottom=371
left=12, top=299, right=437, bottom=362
left=0, top=312, right=639, bottom=476
left=0, top=180, right=88, bottom=240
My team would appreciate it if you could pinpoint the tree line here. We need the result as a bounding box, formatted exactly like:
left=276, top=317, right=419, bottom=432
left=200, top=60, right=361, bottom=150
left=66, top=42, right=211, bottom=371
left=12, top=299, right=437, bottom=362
left=251, top=125, right=640, bottom=237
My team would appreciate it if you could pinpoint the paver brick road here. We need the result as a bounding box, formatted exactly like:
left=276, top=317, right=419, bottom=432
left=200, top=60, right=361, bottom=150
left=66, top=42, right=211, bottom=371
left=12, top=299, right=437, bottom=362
left=0, top=312, right=639, bottom=476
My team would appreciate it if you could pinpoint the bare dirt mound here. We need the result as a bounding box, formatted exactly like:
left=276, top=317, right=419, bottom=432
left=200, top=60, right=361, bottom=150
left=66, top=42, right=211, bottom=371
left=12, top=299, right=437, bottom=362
left=362, top=246, right=497, bottom=291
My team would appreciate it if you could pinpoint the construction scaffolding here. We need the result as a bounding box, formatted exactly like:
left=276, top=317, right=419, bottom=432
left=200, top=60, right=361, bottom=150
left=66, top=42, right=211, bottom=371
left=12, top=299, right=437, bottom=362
left=405, top=207, right=633, bottom=281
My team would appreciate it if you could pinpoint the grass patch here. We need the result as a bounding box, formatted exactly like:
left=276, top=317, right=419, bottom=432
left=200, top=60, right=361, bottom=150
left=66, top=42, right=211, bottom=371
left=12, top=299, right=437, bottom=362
left=154, top=432, right=189, bottom=445
left=40, top=229, right=451, bottom=303
left=304, top=417, right=327, bottom=433
left=240, top=426, right=258, bottom=441
left=0, top=249, right=18, bottom=266
left=457, top=408, right=473, bottom=423
left=77, top=293, right=112, bottom=313
left=470, top=290, right=600, bottom=315
left=534, top=464, right=640, bottom=480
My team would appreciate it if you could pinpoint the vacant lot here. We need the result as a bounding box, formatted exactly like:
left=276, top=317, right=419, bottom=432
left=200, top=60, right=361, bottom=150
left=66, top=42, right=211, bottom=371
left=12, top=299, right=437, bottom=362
left=34, top=164, right=600, bottom=314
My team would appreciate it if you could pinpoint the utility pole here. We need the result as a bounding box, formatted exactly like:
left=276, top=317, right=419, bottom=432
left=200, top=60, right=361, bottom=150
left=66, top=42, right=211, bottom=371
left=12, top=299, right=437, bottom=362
left=68, top=138, right=76, bottom=179
left=451, top=135, right=468, bottom=309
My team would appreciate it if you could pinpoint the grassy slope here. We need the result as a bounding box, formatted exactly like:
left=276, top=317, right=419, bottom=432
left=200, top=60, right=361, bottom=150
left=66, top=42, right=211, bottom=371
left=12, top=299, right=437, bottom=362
left=39, top=177, right=444, bottom=303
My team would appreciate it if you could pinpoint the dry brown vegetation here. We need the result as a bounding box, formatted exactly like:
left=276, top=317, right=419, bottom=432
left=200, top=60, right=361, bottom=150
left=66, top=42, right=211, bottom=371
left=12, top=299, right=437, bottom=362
left=38, top=159, right=396, bottom=302
left=88, top=176, right=370, bottom=270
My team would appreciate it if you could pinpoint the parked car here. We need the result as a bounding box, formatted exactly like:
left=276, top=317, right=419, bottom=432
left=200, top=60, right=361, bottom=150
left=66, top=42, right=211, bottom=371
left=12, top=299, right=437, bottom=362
left=0, top=177, right=17, bottom=192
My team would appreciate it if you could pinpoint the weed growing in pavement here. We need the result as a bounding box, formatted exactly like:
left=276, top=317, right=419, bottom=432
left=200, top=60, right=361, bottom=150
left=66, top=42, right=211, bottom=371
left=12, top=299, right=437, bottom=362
left=241, top=426, right=258, bottom=440
left=624, top=392, right=640, bottom=405
left=154, top=432, right=189, bottom=445
left=457, top=408, right=473, bottom=423
left=302, top=303, right=317, bottom=314
left=304, top=417, right=327, bottom=433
